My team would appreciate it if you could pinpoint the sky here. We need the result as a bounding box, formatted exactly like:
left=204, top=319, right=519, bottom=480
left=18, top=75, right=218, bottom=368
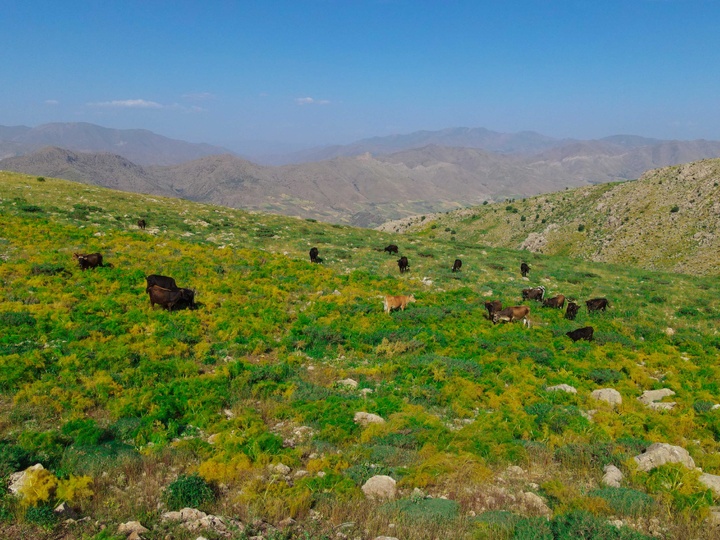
left=2, top=0, right=720, bottom=152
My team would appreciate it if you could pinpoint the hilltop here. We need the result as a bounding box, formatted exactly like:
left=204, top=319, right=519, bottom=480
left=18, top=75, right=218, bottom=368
left=379, top=158, right=720, bottom=276
left=2, top=171, right=720, bottom=539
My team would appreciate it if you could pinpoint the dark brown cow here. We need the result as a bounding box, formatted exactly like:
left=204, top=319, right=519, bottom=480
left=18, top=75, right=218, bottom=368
left=398, top=256, right=409, bottom=273
left=543, top=294, right=566, bottom=309
left=521, top=262, right=530, bottom=277
left=309, top=247, right=320, bottom=263
left=452, top=259, right=462, bottom=272
left=146, top=284, right=195, bottom=311
left=493, top=305, right=531, bottom=327
left=137, top=219, right=146, bottom=229
left=73, top=252, right=103, bottom=270
left=522, top=286, right=545, bottom=301
left=565, top=302, right=580, bottom=320
left=384, top=244, right=399, bottom=254
left=586, top=298, right=609, bottom=312
left=566, top=326, right=594, bottom=342
left=484, top=300, right=502, bottom=319
left=146, top=274, right=178, bottom=290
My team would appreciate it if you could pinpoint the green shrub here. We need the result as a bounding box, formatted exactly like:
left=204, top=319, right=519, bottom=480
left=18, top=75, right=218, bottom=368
left=30, top=263, right=68, bottom=276
left=551, top=510, right=654, bottom=539
left=24, top=504, right=58, bottom=529
left=693, top=400, right=714, bottom=413
left=578, top=224, right=585, bottom=232
left=589, top=487, right=655, bottom=517
left=164, top=473, right=215, bottom=510
left=383, top=496, right=459, bottom=524
left=512, top=516, right=553, bottom=539
left=670, top=205, right=680, bottom=213
left=587, top=369, right=622, bottom=385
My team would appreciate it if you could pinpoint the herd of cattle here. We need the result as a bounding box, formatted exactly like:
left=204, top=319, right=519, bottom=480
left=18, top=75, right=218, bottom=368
left=72, top=237, right=607, bottom=342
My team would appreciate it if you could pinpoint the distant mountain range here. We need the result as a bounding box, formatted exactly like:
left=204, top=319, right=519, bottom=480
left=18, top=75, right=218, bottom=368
left=3, top=122, right=720, bottom=227
left=0, top=122, right=230, bottom=166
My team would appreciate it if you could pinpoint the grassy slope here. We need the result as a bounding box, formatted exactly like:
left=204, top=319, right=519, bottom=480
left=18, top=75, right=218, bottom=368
left=1, top=171, right=720, bottom=539
left=380, top=158, right=720, bottom=276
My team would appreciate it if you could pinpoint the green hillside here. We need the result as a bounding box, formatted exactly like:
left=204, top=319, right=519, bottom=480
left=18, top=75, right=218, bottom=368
left=2, top=171, right=720, bottom=539
left=380, top=158, right=720, bottom=276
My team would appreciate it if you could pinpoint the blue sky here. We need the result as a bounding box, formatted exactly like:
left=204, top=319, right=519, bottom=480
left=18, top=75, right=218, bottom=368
left=2, top=0, right=719, bottom=151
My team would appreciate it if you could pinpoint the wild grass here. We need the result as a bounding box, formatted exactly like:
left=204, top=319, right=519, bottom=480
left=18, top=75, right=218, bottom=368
left=1, top=171, right=720, bottom=538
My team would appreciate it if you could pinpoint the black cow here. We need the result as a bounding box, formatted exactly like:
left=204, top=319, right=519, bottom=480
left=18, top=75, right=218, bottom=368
left=484, top=300, right=502, bottom=319
left=586, top=298, right=609, bottom=312
left=146, top=274, right=178, bottom=291
left=566, top=326, right=594, bottom=342
left=73, top=252, right=103, bottom=270
left=147, top=284, right=195, bottom=311
left=522, top=286, right=546, bottom=301
left=384, top=244, right=399, bottom=254
left=309, top=247, right=320, bottom=263
left=137, top=219, right=146, bottom=229
left=452, top=259, right=462, bottom=272
left=565, top=302, right=580, bottom=320
left=521, top=262, right=530, bottom=277
left=398, top=256, right=409, bottom=273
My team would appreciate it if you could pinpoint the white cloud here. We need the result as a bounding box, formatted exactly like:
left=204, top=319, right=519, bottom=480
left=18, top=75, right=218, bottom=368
left=295, top=97, right=330, bottom=105
left=182, top=92, right=215, bottom=101
left=89, top=99, right=164, bottom=109
left=44, top=99, right=59, bottom=105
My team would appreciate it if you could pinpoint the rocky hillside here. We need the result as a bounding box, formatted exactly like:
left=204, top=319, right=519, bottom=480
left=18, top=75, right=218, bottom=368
left=379, top=158, right=720, bottom=276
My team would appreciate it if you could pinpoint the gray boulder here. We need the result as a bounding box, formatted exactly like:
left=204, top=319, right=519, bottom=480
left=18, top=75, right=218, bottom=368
left=634, top=443, right=695, bottom=472
left=602, top=465, right=624, bottom=487
left=591, top=388, right=622, bottom=407
left=362, top=475, right=396, bottom=499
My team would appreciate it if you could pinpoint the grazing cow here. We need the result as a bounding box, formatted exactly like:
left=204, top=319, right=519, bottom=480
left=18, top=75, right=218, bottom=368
left=566, top=326, right=594, bottom=342
left=484, top=300, right=502, bottom=319
left=309, top=247, right=320, bottom=263
left=452, top=259, right=462, bottom=272
left=137, top=219, right=146, bottom=229
left=398, top=256, right=409, bottom=273
left=146, top=274, right=178, bottom=291
left=521, top=262, right=530, bottom=277
left=586, top=298, right=609, bottom=312
left=543, top=294, right=566, bottom=309
left=565, top=302, right=580, bottom=320
left=146, top=284, right=195, bottom=311
left=73, top=252, right=103, bottom=270
left=384, top=244, right=399, bottom=254
left=522, top=286, right=546, bottom=301
left=493, top=306, right=531, bottom=327
left=383, top=294, right=416, bottom=314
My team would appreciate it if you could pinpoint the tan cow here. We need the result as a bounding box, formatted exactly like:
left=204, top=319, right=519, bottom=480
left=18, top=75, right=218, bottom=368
left=492, top=305, right=531, bottom=327
left=383, top=294, right=416, bottom=314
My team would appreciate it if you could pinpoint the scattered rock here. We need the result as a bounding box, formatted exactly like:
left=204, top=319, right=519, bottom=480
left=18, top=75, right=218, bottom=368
left=337, top=378, right=358, bottom=389
left=504, top=465, right=526, bottom=477
left=118, top=521, right=149, bottom=535
left=648, top=402, right=676, bottom=411
left=580, top=409, right=597, bottom=421
left=519, top=491, right=552, bottom=517
left=608, top=519, right=625, bottom=529
left=700, top=473, right=720, bottom=496
left=272, top=463, right=291, bottom=475
left=362, top=475, right=396, bottom=499
left=638, top=389, right=675, bottom=406
left=277, top=517, right=296, bottom=529
left=354, top=412, right=385, bottom=426
left=546, top=384, right=577, bottom=394
left=374, top=537, right=400, bottom=540
left=360, top=388, right=373, bottom=397
left=602, top=465, right=624, bottom=487
left=591, top=388, right=622, bottom=406
left=708, top=506, right=720, bottom=526
left=54, top=502, right=77, bottom=519
left=8, top=463, right=44, bottom=496
left=664, top=327, right=675, bottom=336
left=634, top=443, right=695, bottom=472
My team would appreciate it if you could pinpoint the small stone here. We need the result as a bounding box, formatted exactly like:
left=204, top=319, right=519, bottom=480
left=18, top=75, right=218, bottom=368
left=337, top=378, right=358, bottom=388
left=634, top=443, right=695, bottom=472
left=546, top=384, right=577, bottom=394
left=700, top=473, right=720, bottom=496
left=273, top=463, right=291, bottom=475
left=354, top=412, right=385, bottom=426
left=118, top=521, right=149, bottom=535
left=504, top=465, right=526, bottom=476
left=648, top=402, right=676, bottom=411
left=278, top=517, right=296, bottom=529
left=602, top=465, right=624, bottom=487
left=638, top=389, right=675, bottom=406
left=54, top=502, right=77, bottom=518
left=520, top=491, right=552, bottom=517
left=591, top=388, right=622, bottom=406
left=362, top=475, right=396, bottom=500
left=8, top=463, right=44, bottom=496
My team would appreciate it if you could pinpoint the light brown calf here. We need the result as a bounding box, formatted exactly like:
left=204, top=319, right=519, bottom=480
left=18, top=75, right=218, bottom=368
left=383, top=294, right=416, bottom=314
left=492, top=305, right=531, bottom=327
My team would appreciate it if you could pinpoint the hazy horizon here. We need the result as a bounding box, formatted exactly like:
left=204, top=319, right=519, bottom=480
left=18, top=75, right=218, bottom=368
left=3, top=0, right=720, bottom=152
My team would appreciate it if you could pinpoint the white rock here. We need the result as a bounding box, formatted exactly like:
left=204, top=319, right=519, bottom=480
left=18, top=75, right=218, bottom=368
left=272, top=463, right=291, bottom=475
left=664, top=327, right=675, bottom=336
left=648, top=402, right=676, bottom=411
left=700, top=473, right=720, bottom=495
left=504, top=465, right=526, bottom=476
left=8, top=463, right=44, bottom=496
left=638, top=389, right=675, bottom=406
left=337, top=378, right=358, bottom=388
left=634, top=443, right=695, bottom=472
left=602, top=465, right=624, bottom=487
left=118, top=521, right=149, bottom=535
left=354, top=412, right=385, bottom=426
left=520, top=491, right=552, bottom=517
left=591, top=388, right=622, bottom=406
left=546, top=384, right=577, bottom=394
left=362, top=475, right=396, bottom=499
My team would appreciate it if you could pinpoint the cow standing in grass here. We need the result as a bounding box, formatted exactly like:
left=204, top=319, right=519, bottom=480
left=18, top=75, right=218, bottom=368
left=309, top=247, right=321, bottom=263
left=565, top=302, right=580, bottom=320
left=543, top=294, right=566, bottom=309
left=452, top=259, right=462, bottom=272
left=521, top=262, right=530, bottom=277
left=586, top=298, right=609, bottom=312
left=484, top=300, right=502, bottom=319
left=567, top=326, right=594, bottom=341
left=137, top=219, right=146, bottom=229
left=383, top=294, right=415, bottom=314
left=522, top=286, right=545, bottom=301
left=492, top=306, right=531, bottom=327
left=147, top=284, right=195, bottom=311
left=74, top=252, right=103, bottom=270
left=384, top=244, right=399, bottom=254
left=398, top=256, right=409, bottom=273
